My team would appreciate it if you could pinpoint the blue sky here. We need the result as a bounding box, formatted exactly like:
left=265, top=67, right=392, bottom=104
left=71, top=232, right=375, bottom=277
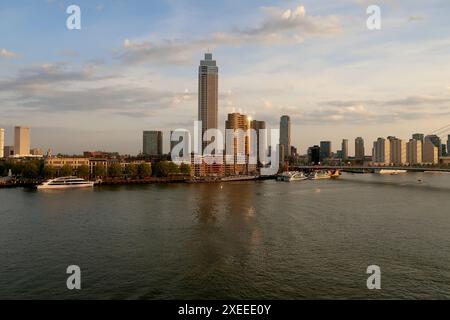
left=1, top=0, right=449, bottom=154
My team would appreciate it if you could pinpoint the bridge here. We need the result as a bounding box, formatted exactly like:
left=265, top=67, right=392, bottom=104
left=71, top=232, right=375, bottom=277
left=292, top=166, right=450, bottom=173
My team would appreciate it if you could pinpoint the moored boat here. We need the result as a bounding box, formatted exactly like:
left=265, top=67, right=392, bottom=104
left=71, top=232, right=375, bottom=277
left=37, top=177, right=95, bottom=189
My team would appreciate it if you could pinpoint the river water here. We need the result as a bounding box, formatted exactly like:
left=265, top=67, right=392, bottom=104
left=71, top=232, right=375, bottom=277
left=0, top=172, right=449, bottom=299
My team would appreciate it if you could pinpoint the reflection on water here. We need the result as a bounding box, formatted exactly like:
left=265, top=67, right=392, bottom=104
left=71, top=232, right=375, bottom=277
left=0, top=172, right=450, bottom=299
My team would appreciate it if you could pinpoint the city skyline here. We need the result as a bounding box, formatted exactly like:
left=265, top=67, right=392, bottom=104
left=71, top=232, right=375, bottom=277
left=1, top=0, right=450, bottom=154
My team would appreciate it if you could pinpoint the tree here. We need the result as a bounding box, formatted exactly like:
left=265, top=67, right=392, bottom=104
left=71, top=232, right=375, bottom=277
left=43, top=165, right=56, bottom=178
left=77, top=165, right=90, bottom=179
left=22, top=162, right=40, bottom=179
left=108, top=163, right=122, bottom=178
left=138, top=163, right=152, bottom=178
left=93, top=163, right=106, bottom=178
left=153, top=161, right=179, bottom=177
left=179, top=163, right=191, bottom=175
left=59, top=164, right=73, bottom=177
left=125, top=164, right=138, bottom=178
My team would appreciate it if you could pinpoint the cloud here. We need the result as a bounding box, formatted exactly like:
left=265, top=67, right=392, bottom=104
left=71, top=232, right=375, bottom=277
left=118, top=5, right=341, bottom=64
left=0, top=48, right=16, bottom=58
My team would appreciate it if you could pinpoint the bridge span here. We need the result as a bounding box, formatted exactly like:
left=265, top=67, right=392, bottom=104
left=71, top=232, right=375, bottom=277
left=292, top=166, right=450, bottom=173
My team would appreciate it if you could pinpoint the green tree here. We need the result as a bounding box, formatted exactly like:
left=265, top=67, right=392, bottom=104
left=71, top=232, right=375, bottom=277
left=168, top=161, right=180, bottom=175
left=153, top=161, right=179, bottom=177
left=77, top=164, right=90, bottom=179
left=125, top=164, right=138, bottom=178
left=93, top=163, right=106, bottom=178
left=108, top=163, right=123, bottom=178
left=22, top=162, right=40, bottom=179
left=138, top=163, right=152, bottom=178
left=59, top=164, right=73, bottom=177
left=179, top=163, right=191, bottom=175
left=43, top=165, right=56, bottom=178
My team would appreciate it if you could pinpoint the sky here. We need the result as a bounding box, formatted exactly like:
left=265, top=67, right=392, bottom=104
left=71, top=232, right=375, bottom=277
left=0, top=0, right=449, bottom=155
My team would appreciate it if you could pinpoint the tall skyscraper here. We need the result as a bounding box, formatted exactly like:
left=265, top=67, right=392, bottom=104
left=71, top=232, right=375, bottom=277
left=280, top=115, right=291, bottom=158
left=251, top=120, right=266, bottom=165
left=198, top=53, right=218, bottom=148
left=143, top=131, right=163, bottom=156
left=423, top=137, right=438, bottom=164
left=341, top=139, right=348, bottom=161
left=389, top=137, right=406, bottom=165
left=14, top=126, right=30, bottom=156
left=406, top=139, right=422, bottom=165
left=355, top=137, right=365, bottom=160
left=372, top=138, right=390, bottom=164
left=0, top=128, right=4, bottom=158
left=319, top=141, right=331, bottom=161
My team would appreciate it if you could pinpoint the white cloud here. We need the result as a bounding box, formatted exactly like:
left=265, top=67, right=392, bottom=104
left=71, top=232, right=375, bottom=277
left=119, top=5, right=341, bottom=64
left=0, top=48, right=16, bottom=58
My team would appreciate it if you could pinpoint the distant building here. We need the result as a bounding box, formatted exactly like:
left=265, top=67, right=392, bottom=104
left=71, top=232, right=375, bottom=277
left=83, top=151, right=120, bottom=159
left=442, top=144, right=447, bottom=157
left=0, top=128, right=4, bottom=158
left=3, top=146, right=14, bottom=158
left=341, top=139, right=348, bottom=161
left=198, top=53, right=218, bottom=148
left=251, top=120, right=266, bottom=165
left=406, top=139, right=422, bottom=165
left=280, top=115, right=291, bottom=158
left=143, top=131, right=163, bottom=156
left=423, top=137, right=439, bottom=164
left=14, top=126, right=30, bottom=156
left=30, top=148, right=43, bottom=156
left=320, top=141, right=331, bottom=161
left=290, top=146, right=298, bottom=157
left=412, top=133, right=424, bottom=142
left=425, top=135, right=442, bottom=160
left=447, top=135, right=450, bottom=157
left=308, top=145, right=320, bottom=165
left=389, top=137, right=406, bottom=165
left=225, top=112, right=256, bottom=175
left=372, top=138, right=390, bottom=164
left=355, top=137, right=365, bottom=161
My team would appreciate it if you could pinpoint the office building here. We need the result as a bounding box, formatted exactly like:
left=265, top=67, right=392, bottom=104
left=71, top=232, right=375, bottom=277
left=3, top=146, right=14, bottom=158
left=30, top=148, right=43, bottom=156
left=0, top=128, right=4, bottom=158
left=372, top=138, right=390, bottom=164
left=389, top=137, right=406, bottom=165
left=423, top=137, right=439, bottom=164
left=308, top=145, right=320, bottom=165
left=198, top=53, right=218, bottom=147
left=14, top=126, right=31, bottom=156
left=406, top=139, right=422, bottom=165
left=143, top=131, right=163, bottom=156
left=320, top=141, right=332, bottom=161
left=355, top=137, right=365, bottom=160
left=280, top=115, right=291, bottom=158
left=251, top=120, right=266, bottom=165
left=341, top=139, right=348, bottom=161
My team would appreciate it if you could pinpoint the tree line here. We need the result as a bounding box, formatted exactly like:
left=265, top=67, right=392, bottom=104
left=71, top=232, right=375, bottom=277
left=0, top=160, right=191, bottom=179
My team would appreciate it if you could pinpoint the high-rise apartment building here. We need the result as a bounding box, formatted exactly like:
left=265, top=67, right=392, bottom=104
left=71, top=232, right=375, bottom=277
left=308, top=145, right=320, bottom=165
left=372, top=138, right=390, bottom=164
left=355, top=137, right=365, bottom=160
left=0, top=128, right=4, bottom=158
left=423, top=137, right=438, bottom=164
left=320, top=141, right=331, bottom=161
left=425, top=135, right=442, bottom=159
left=251, top=120, right=266, bottom=165
left=406, top=139, right=422, bottom=165
left=341, top=139, right=348, bottom=161
left=14, top=126, right=30, bottom=156
left=143, top=131, right=163, bottom=156
left=198, top=53, right=218, bottom=148
left=280, top=115, right=291, bottom=158
left=389, top=137, right=406, bottom=165
left=447, top=135, right=450, bottom=157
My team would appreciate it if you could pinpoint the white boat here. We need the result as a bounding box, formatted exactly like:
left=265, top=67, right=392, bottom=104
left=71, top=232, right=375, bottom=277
left=378, top=169, right=407, bottom=175
left=277, top=171, right=308, bottom=182
left=309, top=170, right=331, bottom=180
left=37, top=177, right=95, bottom=189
